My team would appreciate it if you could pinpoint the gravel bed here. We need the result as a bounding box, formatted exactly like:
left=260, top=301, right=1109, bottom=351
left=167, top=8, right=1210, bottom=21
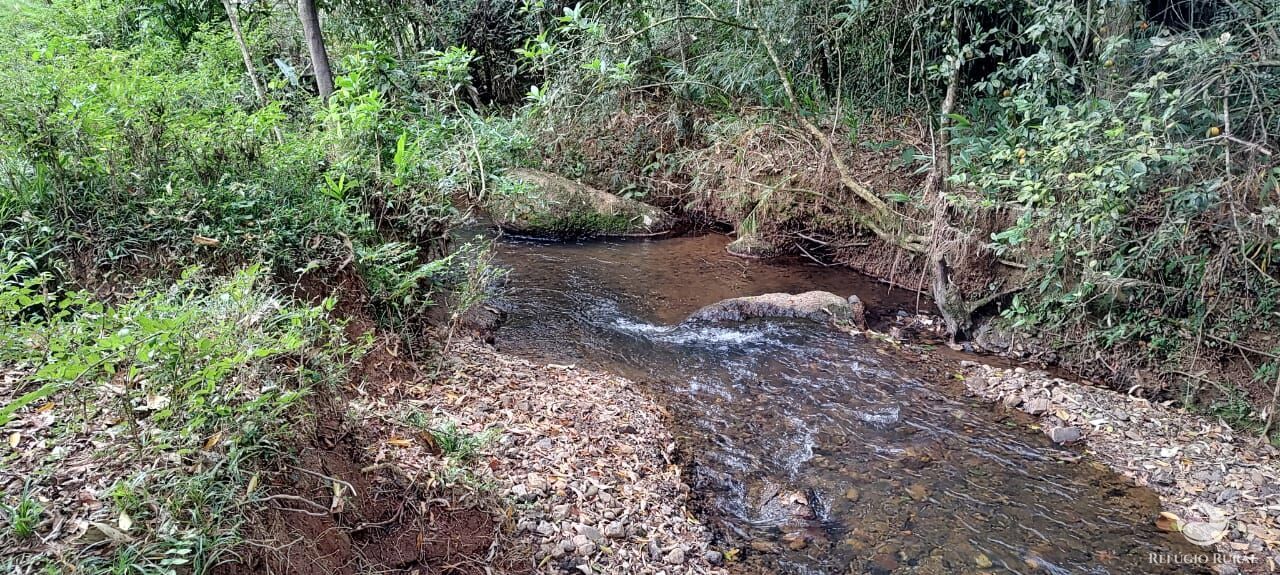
left=962, top=362, right=1280, bottom=574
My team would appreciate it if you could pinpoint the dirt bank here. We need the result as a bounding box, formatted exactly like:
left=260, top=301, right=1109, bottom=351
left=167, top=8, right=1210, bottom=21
left=353, top=336, right=729, bottom=574
left=961, top=362, right=1280, bottom=574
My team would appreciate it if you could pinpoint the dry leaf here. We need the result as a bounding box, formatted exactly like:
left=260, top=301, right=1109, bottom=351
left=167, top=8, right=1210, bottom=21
left=245, top=472, right=259, bottom=496
left=203, top=431, right=224, bottom=451
left=118, top=510, right=133, bottom=532
left=1155, top=511, right=1182, bottom=532
left=35, top=402, right=55, bottom=413
left=193, top=235, right=220, bottom=247
left=386, top=437, right=413, bottom=447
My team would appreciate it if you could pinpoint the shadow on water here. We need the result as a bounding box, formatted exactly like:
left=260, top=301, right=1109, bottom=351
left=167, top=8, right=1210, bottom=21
left=491, top=233, right=1212, bottom=575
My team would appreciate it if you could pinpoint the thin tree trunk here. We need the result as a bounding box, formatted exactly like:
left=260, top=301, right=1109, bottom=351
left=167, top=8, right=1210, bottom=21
left=298, top=0, right=333, bottom=102
left=221, top=0, right=282, bottom=143
left=924, top=7, right=961, bottom=199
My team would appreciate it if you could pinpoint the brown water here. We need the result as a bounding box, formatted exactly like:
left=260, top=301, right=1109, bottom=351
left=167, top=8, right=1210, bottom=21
left=492, top=234, right=1210, bottom=575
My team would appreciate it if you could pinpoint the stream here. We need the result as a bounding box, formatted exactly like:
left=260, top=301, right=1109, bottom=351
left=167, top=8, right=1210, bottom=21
left=491, top=233, right=1210, bottom=574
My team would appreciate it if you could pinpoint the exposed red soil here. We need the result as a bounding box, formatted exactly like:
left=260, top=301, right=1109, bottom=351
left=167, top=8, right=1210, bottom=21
left=216, top=270, right=526, bottom=575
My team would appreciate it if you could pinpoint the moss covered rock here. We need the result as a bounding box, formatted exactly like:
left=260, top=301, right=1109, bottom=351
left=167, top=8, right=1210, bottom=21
left=486, top=169, right=675, bottom=238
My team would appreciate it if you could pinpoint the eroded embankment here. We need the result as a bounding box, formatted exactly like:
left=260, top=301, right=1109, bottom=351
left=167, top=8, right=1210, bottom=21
left=353, top=336, right=728, bottom=574
left=962, top=362, right=1280, bottom=574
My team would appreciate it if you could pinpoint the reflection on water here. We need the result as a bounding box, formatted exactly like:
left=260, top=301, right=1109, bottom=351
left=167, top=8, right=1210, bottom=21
left=493, top=234, right=1209, bottom=574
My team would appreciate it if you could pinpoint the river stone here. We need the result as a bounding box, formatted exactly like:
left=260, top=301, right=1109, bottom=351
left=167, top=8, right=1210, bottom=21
left=847, top=295, right=867, bottom=329
left=687, top=291, right=857, bottom=325
left=726, top=233, right=781, bottom=258
left=1046, top=426, right=1083, bottom=444
left=486, top=168, right=675, bottom=237
left=1024, top=397, right=1052, bottom=415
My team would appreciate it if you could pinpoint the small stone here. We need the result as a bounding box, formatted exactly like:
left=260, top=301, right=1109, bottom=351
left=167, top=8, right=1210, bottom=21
left=536, top=521, right=556, bottom=537
left=1002, top=395, right=1023, bottom=408
left=664, top=547, right=686, bottom=565
left=703, top=550, right=723, bottom=564
left=844, top=487, right=861, bottom=502
left=572, top=534, right=595, bottom=556
left=1025, top=397, right=1052, bottom=415
left=578, top=524, right=603, bottom=542
left=783, top=532, right=808, bottom=550
left=975, top=552, right=993, bottom=568
left=1014, top=367, right=1028, bottom=374
left=1046, top=426, right=1083, bottom=444
left=604, top=521, right=626, bottom=539
left=750, top=539, right=779, bottom=554
left=907, top=483, right=929, bottom=501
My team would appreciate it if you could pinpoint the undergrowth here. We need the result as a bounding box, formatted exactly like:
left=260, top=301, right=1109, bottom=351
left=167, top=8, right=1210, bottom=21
left=0, top=264, right=353, bottom=574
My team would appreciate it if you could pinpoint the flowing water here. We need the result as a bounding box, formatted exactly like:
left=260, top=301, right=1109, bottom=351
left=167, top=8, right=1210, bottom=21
left=491, top=233, right=1210, bottom=575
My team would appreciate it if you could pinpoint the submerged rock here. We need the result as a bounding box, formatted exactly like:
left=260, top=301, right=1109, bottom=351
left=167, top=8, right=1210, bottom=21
left=687, top=291, right=859, bottom=325
left=725, top=233, right=781, bottom=258
left=486, top=168, right=675, bottom=237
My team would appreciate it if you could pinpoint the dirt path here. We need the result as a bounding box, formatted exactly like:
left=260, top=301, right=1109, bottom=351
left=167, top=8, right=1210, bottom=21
left=961, top=362, right=1280, bottom=574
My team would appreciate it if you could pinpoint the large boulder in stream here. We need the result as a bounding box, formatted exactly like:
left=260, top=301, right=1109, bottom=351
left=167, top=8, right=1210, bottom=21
left=688, top=291, right=866, bottom=328
left=486, top=168, right=675, bottom=237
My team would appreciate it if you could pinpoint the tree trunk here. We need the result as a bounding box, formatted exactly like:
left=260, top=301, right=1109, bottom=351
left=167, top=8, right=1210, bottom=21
left=924, top=7, right=962, bottom=199
left=221, top=0, right=282, bottom=143
left=298, top=0, right=333, bottom=102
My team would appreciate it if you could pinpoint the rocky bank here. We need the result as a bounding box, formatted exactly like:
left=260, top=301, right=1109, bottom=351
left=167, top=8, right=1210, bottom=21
left=961, top=362, right=1280, bottom=574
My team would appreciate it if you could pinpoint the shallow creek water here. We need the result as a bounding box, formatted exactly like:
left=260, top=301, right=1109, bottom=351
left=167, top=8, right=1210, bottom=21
left=492, top=234, right=1209, bottom=575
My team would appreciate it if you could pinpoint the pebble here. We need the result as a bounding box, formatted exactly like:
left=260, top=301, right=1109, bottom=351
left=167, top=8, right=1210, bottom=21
left=1046, top=426, right=1083, bottom=444
left=577, top=524, right=602, bottom=541
left=703, top=550, right=723, bottom=564
left=783, top=532, right=808, bottom=550
left=664, top=547, right=686, bottom=565
left=604, top=521, right=626, bottom=539
left=1024, top=397, right=1052, bottom=415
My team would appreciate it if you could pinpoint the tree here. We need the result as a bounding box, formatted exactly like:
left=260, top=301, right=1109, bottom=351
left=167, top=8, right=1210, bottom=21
left=298, top=0, right=334, bottom=102
left=220, top=0, right=282, bottom=142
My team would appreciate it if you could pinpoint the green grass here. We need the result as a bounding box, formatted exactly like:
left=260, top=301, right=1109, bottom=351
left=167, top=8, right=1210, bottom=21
left=0, top=265, right=353, bottom=573
left=2, top=488, right=42, bottom=539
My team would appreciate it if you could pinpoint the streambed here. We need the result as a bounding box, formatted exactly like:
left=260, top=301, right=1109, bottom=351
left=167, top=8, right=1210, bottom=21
left=491, top=233, right=1209, bottom=575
